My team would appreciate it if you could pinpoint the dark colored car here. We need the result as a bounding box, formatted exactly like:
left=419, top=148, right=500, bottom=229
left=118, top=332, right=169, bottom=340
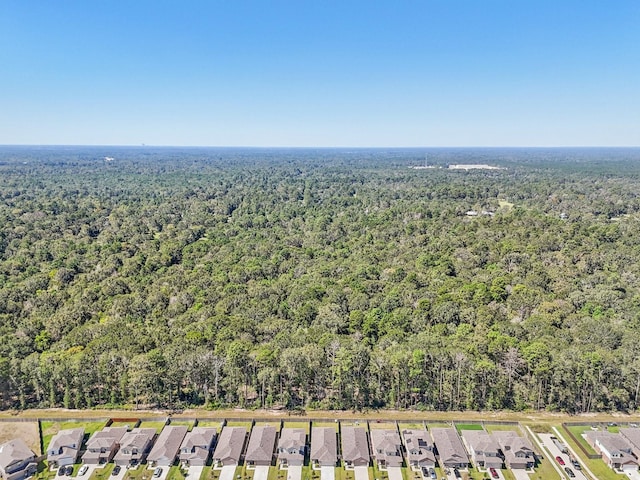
left=453, top=469, right=461, bottom=479
left=564, top=467, right=575, bottom=478
left=555, top=456, right=565, bottom=466
left=489, top=467, right=499, bottom=479
left=58, top=467, right=66, bottom=476
left=65, top=466, right=74, bottom=476
left=111, top=466, right=121, bottom=476
left=572, top=459, right=581, bottom=470
left=421, top=467, right=428, bottom=477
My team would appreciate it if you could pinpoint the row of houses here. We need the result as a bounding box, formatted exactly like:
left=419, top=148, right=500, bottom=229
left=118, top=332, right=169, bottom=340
left=585, top=428, right=640, bottom=473
left=0, top=421, right=537, bottom=480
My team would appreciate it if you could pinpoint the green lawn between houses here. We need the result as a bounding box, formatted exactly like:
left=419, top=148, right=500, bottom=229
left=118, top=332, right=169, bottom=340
left=41, top=420, right=107, bottom=451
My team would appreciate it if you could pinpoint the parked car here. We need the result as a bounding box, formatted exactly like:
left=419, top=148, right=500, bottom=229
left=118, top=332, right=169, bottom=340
left=79, top=466, right=88, bottom=476
left=564, top=467, right=575, bottom=478
left=421, top=467, right=428, bottom=477
left=65, top=466, right=74, bottom=476
left=489, top=467, right=499, bottom=479
left=428, top=468, right=436, bottom=479
left=555, top=456, right=565, bottom=466
left=58, top=467, right=66, bottom=476
left=153, top=468, right=162, bottom=478
left=572, top=459, right=581, bottom=470
left=111, top=466, right=121, bottom=476
left=453, top=469, right=461, bottom=479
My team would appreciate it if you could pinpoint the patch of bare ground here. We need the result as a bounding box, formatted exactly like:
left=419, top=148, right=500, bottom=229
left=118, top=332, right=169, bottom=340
left=0, top=421, right=40, bottom=454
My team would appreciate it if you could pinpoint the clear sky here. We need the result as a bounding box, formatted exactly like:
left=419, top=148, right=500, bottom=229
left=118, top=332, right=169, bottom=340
left=1, top=1, right=639, bottom=147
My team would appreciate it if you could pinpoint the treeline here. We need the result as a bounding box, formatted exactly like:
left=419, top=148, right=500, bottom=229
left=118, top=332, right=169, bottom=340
left=1, top=147, right=640, bottom=413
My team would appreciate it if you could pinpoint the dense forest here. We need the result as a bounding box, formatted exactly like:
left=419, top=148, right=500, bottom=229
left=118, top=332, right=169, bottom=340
left=1, top=146, right=640, bottom=414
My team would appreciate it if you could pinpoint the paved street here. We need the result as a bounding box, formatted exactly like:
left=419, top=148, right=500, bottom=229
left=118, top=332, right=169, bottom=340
left=538, top=433, right=589, bottom=480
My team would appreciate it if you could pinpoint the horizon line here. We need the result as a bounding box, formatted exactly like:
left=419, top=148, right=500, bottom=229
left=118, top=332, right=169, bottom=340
left=2, top=144, right=640, bottom=149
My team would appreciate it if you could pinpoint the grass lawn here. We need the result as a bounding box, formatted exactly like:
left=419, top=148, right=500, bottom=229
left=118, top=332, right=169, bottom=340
left=397, top=422, right=426, bottom=431
left=312, top=421, right=339, bottom=431
left=482, top=424, right=521, bottom=433
left=565, top=425, right=597, bottom=455
left=89, top=464, right=115, bottom=480
left=196, top=420, right=223, bottom=429
left=368, top=421, right=396, bottom=430
left=139, top=421, right=169, bottom=433
left=283, top=421, right=310, bottom=433
left=41, top=420, right=107, bottom=451
left=455, top=424, right=484, bottom=433
left=168, top=420, right=196, bottom=430
left=425, top=423, right=452, bottom=430
left=225, top=421, right=253, bottom=429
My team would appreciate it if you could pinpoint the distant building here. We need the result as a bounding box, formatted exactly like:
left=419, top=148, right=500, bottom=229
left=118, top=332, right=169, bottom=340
left=491, top=431, right=535, bottom=470
left=460, top=430, right=502, bottom=470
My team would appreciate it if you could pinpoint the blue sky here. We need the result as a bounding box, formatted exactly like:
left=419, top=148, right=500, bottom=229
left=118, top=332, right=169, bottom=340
left=1, top=1, right=639, bottom=147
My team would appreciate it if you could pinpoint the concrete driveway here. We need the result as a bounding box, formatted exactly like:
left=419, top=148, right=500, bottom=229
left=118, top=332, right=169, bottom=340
left=320, top=467, right=334, bottom=480
left=286, top=466, right=302, bottom=480
left=219, top=465, right=237, bottom=480
left=510, top=470, right=530, bottom=480
left=537, top=433, right=589, bottom=480
left=186, top=466, right=205, bottom=480
left=354, top=466, right=369, bottom=480
left=147, top=466, right=169, bottom=480
left=253, top=466, right=270, bottom=480
left=387, top=467, right=403, bottom=480
left=626, top=470, right=640, bottom=480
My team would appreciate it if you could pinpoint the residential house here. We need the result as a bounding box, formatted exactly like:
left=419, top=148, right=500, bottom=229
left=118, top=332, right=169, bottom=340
left=341, top=427, right=370, bottom=469
left=460, top=430, right=502, bottom=470
left=0, top=439, right=37, bottom=480
left=401, top=430, right=436, bottom=469
left=245, top=426, right=277, bottom=467
left=212, top=427, right=246, bottom=467
left=147, top=426, right=188, bottom=467
left=310, top=427, right=337, bottom=469
left=430, top=428, right=469, bottom=469
left=277, top=428, right=306, bottom=468
left=179, top=427, right=216, bottom=467
left=491, top=431, right=535, bottom=470
left=585, top=431, right=638, bottom=473
left=620, top=428, right=640, bottom=460
left=113, top=428, right=156, bottom=467
left=369, top=429, right=403, bottom=469
left=82, top=426, right=128, bottom=465
left=47, top=428, right=84, bottom=467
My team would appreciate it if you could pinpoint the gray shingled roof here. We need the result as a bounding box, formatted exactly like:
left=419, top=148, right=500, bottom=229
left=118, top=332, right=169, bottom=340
left=402, top=430, right=436, bottom=465
left=341, top=427, right=370, bottom=465
left=86, top=427, right=128, bottom=451
left=245, top=426, right=277, bottom=464
left=213, top=427, right=246, bottom=464
left=430, top=428, right=468, bottom=466
left=310, top=427, right=337, bottom=466
left=147, top=426, right=188, bottom=464
left=0, top=439, right=36, bottom=471
left=370, top=429, right=403, bottom=467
